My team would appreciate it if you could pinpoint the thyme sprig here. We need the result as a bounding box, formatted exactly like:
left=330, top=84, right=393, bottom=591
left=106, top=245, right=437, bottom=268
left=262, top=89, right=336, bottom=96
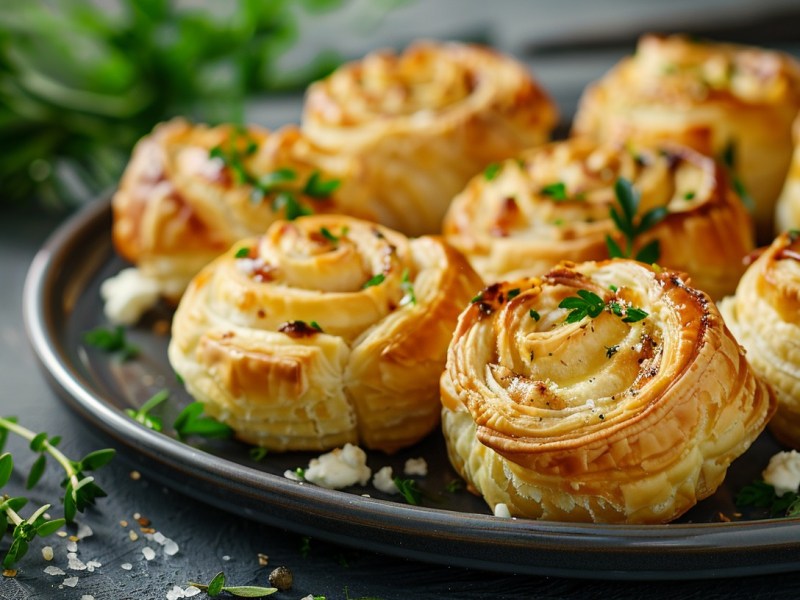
left=173, top=402, right=233, bottom=441
left=188, top=571, right=277, bottom=597
left=125, top=389, right=169, bottom=432
left=721, top=142, right=755, bottom=212
left=736, top=480, right=800, bottom=517
left=83, top=325, right=139, bottom=361
left=606, top=177, right=667, bottom=264
left=0, top=418, right=115, bottom=567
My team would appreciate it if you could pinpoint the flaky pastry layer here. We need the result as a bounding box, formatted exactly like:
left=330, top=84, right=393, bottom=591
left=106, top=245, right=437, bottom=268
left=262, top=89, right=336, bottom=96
left=720, top=231, right=800, bottom=448
left=112, top=118, right=373, bottom=301
left=302, top=40, right=558, bottom=235
left=442, top=260, right=775, bottom=523
left=169, top=215, right=483, bottom=453
left=573, top=34, right=800, bottom=242
left=443, top=137, right=753, bottom=299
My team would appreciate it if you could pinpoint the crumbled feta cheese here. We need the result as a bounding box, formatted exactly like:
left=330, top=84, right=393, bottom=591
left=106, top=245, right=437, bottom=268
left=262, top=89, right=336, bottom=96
left=494, top=503, right=512, bottom=518
left=372, top=466, right=399, bottom=494
left=404, top=458, right=428, bottom=477
left=763, top=450, right=800, bottom=497
left=283, top=469, right=302, bottom=482
left=303, top=444, right=371, bottom=489
left=100, top=268, right=161, bottom=325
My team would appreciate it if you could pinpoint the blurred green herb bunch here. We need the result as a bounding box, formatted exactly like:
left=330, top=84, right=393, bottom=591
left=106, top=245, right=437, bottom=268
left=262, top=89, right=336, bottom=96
left=0, top=0, right=345, bottom=210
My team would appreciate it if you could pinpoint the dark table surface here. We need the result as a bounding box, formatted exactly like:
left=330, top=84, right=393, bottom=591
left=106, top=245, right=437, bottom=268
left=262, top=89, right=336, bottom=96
left=5, top=19, right=800, bottom=598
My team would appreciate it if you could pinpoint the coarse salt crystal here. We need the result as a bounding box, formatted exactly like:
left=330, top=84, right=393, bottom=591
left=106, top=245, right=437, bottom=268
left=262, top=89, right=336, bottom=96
left=81, top=596, right=95, bottom=600
left=222, top=555, right=230, bottom=561
left=66, top=540, right=78, bottom=553
left=121, top=563, right=133, bottom=571
left=184, top=587, right=201, bottom=598
left=62, top=576, right=79, bottom=588
left=283, top=469, right=302, bottom=482
left=404, top=458, right=428, bottom=477
left=166, top=585, right=185, bottom=600
left=42, top=546, right=54, bottom=561
left=129, top=531, right=139, bottom=542
left=77, top=523, right=94, bottom=539
left=153, top=532, right=167, bottom=545
left=86, top=560, right=102, bottom=572
left=68, top=553, right=87, bottom=571
left=142, top=547, right=156, bottom=561
left=44, top=566, right=65, bottom=576
left=164, top=540, right=179, bottom=556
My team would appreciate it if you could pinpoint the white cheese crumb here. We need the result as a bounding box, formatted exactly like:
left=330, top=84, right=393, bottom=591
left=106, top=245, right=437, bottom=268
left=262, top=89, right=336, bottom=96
left=142, top=547, right=156, bottom=561
left=121, top=563, right=133, bottom=571
left=494, top=503, right=512, bottom=518
left=283, top=469, right=302, bottom=482
left=372, top=466, right=399, bottom=495
left=303, top=444, right=372, bottom=489
left=236, top=257, right=266, bottom=277
left=44, top=566, right=65, bottom=576
left=66, top=540, right=78, bottom=553
left=100, top=267, right=161, bottom=325
left=763, top=450, right=800, bottom=496
left=404, top=458, right=428, bottom=477
left=184, top=587, right=201, bottom=597
left=42, top=546, right=54, bottom=561
left=62, top=576, right=79, bottom=588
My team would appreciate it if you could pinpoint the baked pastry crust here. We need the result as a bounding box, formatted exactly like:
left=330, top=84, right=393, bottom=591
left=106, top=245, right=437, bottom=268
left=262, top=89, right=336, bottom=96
left=776, top=115, right=800, bottom=233
left=112, top=118, right=372, bottom=301
left=301, top=40, right=558, bottom=235
left=442, top=259, right=775, bottom=523
left=720, top=231, right=800, bottom=448
left=573, top=33, right=800, bottom=242
left=443, top=137, right=754, bottom=299
left=169, top=215, right=483, bottom=453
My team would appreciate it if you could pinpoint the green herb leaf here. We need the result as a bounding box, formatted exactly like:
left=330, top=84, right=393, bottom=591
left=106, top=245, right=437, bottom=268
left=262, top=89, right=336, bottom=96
left=529, top=309, right=540, bottom=322
left=303, top=171, right=341, bottom=198
left=35, top=518, right=65, bottom=538
left=614, top=178, right=639, bottom=224
left=483, top=162, right=501, bottom=180
left=559, top=290, right=605, bottom=323
left=683, top=191, right=696, bottom=201
left=320, top=227, right=339, bottom=243
left=362, top=273, right=385, bottom=288
left=634, top=239, right=661, bottom=264
left=540, top=181, right=568, bottom=201
left=393, top=478, right=422, bottom=505
left=173, top=402, right=233, bottom=440
left=222, top=586, right=278, bottom=597
left=309, top=321, right=323, bottom=332
left=445, top=479, right=464, bottom=493
left=622, top=307, right=649, bottom=323
left=399, top=269, right=416, bottom=307
left=235, top=247, right=251, bottom=258
left=208, top=571, right=226, bottom=596
left=259, top=168, right=297, bottom=191
left=79, top=448, right=116, bottom=471
left=83, top=326, right=139, bottom=360
left=4, top=537, right=28, bottom=568
left=0, top=453, right=13, bottom=488
left=506, top=288, right=521, bottom=300
left=249, top=447, right=269, bottom=462
left=605, top=177, right=667, bottom=262
left=605, top=234, right=625, bottom=259
left=26, top=455, right=46, bottom=490
left=29, top=432, right=48, bottom=453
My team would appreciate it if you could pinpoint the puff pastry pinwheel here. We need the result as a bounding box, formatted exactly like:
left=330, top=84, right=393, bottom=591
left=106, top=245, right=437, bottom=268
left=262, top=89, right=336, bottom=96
left=719, top=231, right=800, bottom=449
left=112, top=118, right=372, bottom=301
left=441, top=260, right=775, bottom=523
left=168, top=215, right=483, bottom=453
left=301, top=40, right=559, bottom=236
left=443, top=137, right=754, bottom=300
left=573, top=33, right=800, bottom=242
left=776, top=115, right=800, bottom=233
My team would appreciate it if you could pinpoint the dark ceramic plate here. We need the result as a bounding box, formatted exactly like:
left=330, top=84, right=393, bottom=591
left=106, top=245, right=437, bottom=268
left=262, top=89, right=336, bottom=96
left=23, top=198, right=800, bottom=580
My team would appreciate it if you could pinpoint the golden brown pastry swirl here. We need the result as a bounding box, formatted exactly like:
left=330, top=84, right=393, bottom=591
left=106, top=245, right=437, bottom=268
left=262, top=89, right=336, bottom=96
left=301, top=40, right=558, bottom=235
left=112, top=118, right=372, bottom=301
left=573, top=34, right=800, bottom=242
left=169, top=215, right=483, bottom=453
left=443, top=137, right=754, bottom=299
left=776, top=115, right=800, bottom=233
left=720, top=231, right=800, bottom=448
left=441, top=259, right=775, bottom=523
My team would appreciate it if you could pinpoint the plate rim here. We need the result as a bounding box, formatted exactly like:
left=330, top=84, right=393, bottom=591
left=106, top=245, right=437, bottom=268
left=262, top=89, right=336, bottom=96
left=22, top=197, right=800, bottom=580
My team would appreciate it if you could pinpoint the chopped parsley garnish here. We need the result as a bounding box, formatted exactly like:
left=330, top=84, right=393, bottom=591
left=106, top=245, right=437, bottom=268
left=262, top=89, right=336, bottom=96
left=319, top=227, right=339, bottom=244
left=309, top=321, right=323, bottom=332
left=506, top=288, right=521, bottom=300
left=788, top=229, right=800, bottom=243
left=470, top=292, right=483, bottom=303
left=683, top=191, right=696, bottom=201
left=393, top=478, right=422, bottom=505
left=249, top=447, right=269, bottom=462
left=362, top=273, right=385, bottom=288
left=605, top=345, right=619, bottom=358
left=559, top=290, right=605, bottom=323
left=483, top=162, right=501, bottom=181
left=606, top=177, right=667, bottom=264
left=559, top=289, right=649, bottom=324
left=234, top=247, right=251, bottom=258
left=303, top=171, right=341, bottom=198
left=445, top=479, right=464, bottom=493
left=124, top=389, right=168, bottom=432
left=83, top=326, right=139, bottom=361
left=173, top=402, right=233, bottom=441
left=540, top=181, right=569, bottom=201
left=399, top=269, right=416, bottom=307
left=529, top=309, right=541, bottom=321
left=736, top=480, right=800, bottom=517
left=257, top=167, right=297, bottom=191
left=720, top=141, right=755, bottom=212
left=272, top=192, right=312, bottom=221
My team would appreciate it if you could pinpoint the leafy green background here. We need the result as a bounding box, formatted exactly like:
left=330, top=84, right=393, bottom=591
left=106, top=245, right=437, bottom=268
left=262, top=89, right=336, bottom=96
left=0, top=0, right=347, bottom=211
